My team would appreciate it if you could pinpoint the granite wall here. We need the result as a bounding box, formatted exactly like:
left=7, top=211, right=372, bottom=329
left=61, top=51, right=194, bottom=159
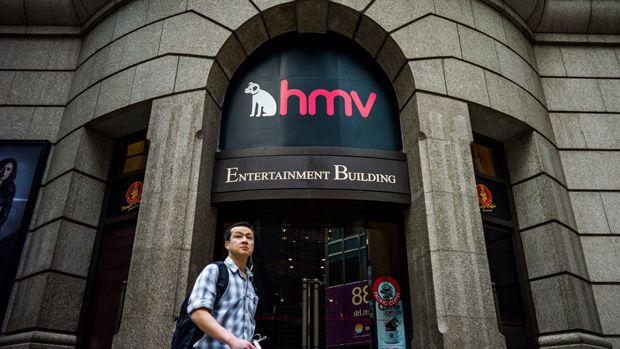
left=0, top=34, right=92, bottom=347
left=0, top=0, right=617, bottom=348
left=535, top=41, right=620, bottom=349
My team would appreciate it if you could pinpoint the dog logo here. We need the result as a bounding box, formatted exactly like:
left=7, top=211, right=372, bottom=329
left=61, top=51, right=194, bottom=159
left=244, top=82, right=277, bottom=117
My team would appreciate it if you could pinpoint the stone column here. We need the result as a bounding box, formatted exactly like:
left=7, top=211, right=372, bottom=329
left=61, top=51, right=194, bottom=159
left=112, top=90, right=218, bottom=348
left=0, top=128, right=113, bottom=348
left=506, top=132, right=612, bottom=349
left=402, top=92, right=506, bottom=349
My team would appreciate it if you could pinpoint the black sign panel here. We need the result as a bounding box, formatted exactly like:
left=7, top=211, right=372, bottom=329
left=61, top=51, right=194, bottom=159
left=220, top=34, right=402, bottom=151
left=105, top=174, right=144, bottom=218
left=212, top=152, right=410, bottom=203
left=476, top=177, right=511, bottom=221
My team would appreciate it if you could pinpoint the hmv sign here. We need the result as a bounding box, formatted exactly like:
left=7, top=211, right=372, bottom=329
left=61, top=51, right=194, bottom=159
left=244, top=80, right=377, bottom=118
left=220, top=34, right=402, bottom=151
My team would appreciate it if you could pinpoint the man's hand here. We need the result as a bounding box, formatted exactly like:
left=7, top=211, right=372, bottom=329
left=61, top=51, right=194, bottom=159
left=227, top=337, right=256, bottom=349
left=191, top=309, right=256, bottom=349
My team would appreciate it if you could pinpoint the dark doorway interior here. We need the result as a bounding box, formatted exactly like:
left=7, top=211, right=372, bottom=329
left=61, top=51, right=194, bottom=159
left=83, top=222, right=135, bottom=349
left=78, top=132, right=147, bottom=348
left=472, top=135, right=538, bottom=349
left=215, top=200, right=411, bottom=349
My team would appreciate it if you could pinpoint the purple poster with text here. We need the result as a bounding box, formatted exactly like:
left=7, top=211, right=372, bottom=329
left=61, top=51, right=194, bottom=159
left=326, top=280, right=371, bottom=347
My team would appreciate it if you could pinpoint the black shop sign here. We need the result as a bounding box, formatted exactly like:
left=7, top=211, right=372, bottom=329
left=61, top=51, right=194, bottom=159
left=212, top=153, right=410, bottom=204
left=219, top=34, right=402, bottom=151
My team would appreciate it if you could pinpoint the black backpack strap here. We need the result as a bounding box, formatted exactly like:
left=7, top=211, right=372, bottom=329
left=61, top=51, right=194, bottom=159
left=214, top=261, right=229, bottom=306
left=171, top=262, right=230, bottom=349
left=176, top=294, right=190, bottom=320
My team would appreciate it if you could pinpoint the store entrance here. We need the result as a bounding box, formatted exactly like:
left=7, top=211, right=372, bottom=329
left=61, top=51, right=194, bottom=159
left=255, top=217, right=369, bottom=349
left=216, top=201, right=411, bottom=349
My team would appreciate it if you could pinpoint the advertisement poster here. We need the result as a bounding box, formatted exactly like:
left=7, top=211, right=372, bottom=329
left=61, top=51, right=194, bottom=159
left=0, top=141, right=50, bottom=322
left=326, top=280, right=371, bottom=347
left=373, top=276, right=406, bottom=349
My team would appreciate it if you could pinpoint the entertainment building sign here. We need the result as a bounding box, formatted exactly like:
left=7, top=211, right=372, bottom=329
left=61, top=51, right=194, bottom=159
left=212, top=151, right=410, bottom=203
left=213, top=34, right=410, bottom=204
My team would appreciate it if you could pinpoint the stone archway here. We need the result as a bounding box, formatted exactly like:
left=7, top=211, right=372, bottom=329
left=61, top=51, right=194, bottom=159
left=112, top=2, right=504, bottom=348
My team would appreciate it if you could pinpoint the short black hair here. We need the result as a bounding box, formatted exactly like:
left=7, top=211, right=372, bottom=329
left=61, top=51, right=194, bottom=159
left=224, top=221, right=255, bottom=242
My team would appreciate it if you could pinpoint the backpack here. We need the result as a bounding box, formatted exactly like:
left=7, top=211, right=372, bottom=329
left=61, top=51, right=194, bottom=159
left=170, top=261, right=229, bottom=349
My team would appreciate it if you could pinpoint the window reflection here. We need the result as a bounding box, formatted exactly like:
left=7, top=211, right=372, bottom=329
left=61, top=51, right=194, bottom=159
left=471, top=142, right=497, bottom=177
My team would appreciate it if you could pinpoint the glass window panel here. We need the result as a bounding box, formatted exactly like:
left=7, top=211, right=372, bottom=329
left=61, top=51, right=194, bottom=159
left=360, top=248, right=367, bottom=280
left=485, top=232, right=518, bottom=287
left=344, top=237, right=358, bottom=250
left=329, top=228, right=342, bottom=241
left=329, top=258, right=342, bottom=285
left=471, top=143, right=497, bottom=177
left=123, top=155, right=146, bottom=174
left=344, top=251, right=360, bottom=283
left=476, top=177, right=512, bottom=221
left=497, top=284, right=526, bottom=324
left=344, top=226, right=355, bottom=238
left=328, top=241, right=342, bottom=255
left=125, top=140, right=145, bottom=157
left=502, top=326, right=531, bottom=349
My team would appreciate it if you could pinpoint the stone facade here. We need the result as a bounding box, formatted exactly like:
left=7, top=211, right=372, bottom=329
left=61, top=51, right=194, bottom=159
left=0, top=0, right=617, bottom=348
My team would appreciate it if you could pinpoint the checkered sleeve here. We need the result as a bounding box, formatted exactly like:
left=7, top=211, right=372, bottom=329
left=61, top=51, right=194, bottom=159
left=187, top=264, right=218, bottom=315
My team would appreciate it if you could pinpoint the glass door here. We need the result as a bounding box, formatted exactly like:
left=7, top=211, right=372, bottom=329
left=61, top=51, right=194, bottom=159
left=248, top=217, right=371, bottom=349
left=325, top=222, right=371, bottom=349
left=217, top=204, right=411, bottom=349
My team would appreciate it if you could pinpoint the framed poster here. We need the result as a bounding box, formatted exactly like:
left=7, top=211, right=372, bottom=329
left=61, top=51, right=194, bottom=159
left=373, top=276, right=407, bottom=349
left=326, top=280, right=372, bottom=347
left=0, top=140, right=50, bottom=323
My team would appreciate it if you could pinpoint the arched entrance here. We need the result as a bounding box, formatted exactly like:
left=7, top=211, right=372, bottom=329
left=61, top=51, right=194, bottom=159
left=211, top=33, right=412, bottom=349
left=216, top=200, right=411, bottom=349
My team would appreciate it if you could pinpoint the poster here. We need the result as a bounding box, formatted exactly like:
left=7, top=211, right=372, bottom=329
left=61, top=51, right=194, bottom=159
left=326, top=280, right=371, bottom=347
left=0, top=141, right=50, bottom=322
left=373, top=276, right=407, bottom=349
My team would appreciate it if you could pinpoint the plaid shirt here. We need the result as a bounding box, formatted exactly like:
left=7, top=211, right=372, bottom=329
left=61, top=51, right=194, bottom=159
left=188, top=257, right=258, bottom=348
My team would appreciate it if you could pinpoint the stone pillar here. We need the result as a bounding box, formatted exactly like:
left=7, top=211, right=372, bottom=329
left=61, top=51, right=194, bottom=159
left=112, top=90, right=218, bottom=348
left=0, top=128, right=113, bottom=348
left=401, top=92, right=506, bottom=349
left=506, top=132, right=612, bottom=349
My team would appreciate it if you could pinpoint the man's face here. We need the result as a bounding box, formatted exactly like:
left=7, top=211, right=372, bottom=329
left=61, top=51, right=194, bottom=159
left=225, top=226, right=255, bottom=258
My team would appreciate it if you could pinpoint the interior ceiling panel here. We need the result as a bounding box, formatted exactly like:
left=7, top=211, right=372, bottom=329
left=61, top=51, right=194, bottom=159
left=589, top=0, right=620, bottom=33
left=534, top=0, right=592, bottom=33
left=0, top=0, right=115, bottom=26
left=505, top=0, right=538, bottom=21
left=25, top=0, right=81, bottom=26
left=80, top=0, right=111, bottom=15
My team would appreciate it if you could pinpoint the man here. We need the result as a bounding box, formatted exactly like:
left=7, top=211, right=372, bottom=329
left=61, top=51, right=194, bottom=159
left=188, top=222, right=258, bottom=349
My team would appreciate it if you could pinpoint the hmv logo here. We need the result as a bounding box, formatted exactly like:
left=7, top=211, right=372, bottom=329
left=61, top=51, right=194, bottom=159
left=244, top=80, right=377, bottom=118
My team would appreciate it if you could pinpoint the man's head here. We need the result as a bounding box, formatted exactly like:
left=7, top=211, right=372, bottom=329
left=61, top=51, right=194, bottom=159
left=224, top=222, right=255, bottom=259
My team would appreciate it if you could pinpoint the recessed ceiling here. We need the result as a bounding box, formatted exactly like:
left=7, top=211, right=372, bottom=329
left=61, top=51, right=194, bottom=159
left=0, top=0, right=617, bottom=35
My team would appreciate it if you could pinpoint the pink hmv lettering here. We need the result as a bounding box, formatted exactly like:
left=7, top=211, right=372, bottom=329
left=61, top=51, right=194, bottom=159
left=245, top=80, right=377, bottom=118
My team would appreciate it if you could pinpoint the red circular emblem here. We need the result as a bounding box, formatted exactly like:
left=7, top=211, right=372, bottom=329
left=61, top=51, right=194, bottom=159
left=476, top=184, right=493, bottom=206
left=372, top=276, right=401, bottom=307
left=125, top=181, right=143, bottom=204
